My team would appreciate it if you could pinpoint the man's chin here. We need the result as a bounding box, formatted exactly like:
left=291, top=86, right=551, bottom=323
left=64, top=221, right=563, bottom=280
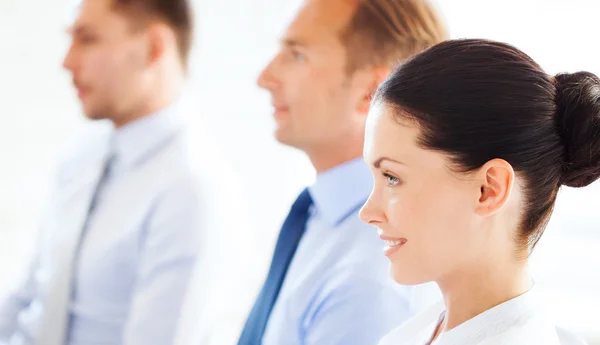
left=81, top=104, right=108, bottom=122
left=274, top=131, right=312, bottom=156
left=274, top=127, right=295, bottom=146
left=83, top=114, right=106, bottom=122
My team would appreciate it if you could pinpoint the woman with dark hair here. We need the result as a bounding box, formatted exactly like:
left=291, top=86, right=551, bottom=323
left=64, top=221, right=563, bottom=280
left=360, top=38, right=600, bottom=345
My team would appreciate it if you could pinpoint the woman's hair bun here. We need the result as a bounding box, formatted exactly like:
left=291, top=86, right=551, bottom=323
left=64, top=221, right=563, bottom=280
left=554, top=71, right=600, bottom=187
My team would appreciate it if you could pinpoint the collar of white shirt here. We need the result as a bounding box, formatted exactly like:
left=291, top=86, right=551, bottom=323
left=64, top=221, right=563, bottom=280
left=111, top=99, right=186, bottom=173
left=380, top=285, right=560, bottom=345
left=435, top=285, right=547, bottom=345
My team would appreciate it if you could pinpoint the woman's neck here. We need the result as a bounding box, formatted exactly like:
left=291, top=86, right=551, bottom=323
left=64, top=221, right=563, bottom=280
left=437, top=259, right=533, bottom=333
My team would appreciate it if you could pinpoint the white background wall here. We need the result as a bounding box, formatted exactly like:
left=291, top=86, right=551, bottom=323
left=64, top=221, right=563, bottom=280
left=0, top=0, right=598, bottom=343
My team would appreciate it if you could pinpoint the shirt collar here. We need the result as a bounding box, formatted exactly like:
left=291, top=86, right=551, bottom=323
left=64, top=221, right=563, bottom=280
left=308, top=157, right=373, bottom=226
left=436, top=284, right=541, bottom=345
left=111, top=99, right=186, bottom=171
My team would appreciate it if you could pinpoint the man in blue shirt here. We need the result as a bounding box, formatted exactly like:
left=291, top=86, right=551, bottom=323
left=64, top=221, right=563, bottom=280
left=238, top=1, right=449, bottom=344
left=0, top=1, right=254, bottom=344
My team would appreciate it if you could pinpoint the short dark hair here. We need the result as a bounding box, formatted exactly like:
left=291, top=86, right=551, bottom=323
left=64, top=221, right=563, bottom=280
left=376, top=39, right=600, bottom=251
left=112, top=0, right=194, bottom=68
left=340, top=0, right=448, bottom=73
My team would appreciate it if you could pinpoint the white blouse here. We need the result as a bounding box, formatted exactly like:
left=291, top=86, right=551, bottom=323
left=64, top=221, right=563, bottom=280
left=379, top=287, right=561, bottom=345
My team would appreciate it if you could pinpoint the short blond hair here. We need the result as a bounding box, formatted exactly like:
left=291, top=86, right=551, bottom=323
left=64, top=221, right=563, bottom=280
left=340, top=0, right=448, bottom=73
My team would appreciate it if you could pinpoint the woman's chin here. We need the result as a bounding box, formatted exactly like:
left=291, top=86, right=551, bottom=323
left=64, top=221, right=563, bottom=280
left=390, top=266, right=431, bottom=286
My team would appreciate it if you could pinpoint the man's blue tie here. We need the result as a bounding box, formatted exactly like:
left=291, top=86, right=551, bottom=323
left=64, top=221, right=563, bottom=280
left=237, top=188, right=313, bottom=345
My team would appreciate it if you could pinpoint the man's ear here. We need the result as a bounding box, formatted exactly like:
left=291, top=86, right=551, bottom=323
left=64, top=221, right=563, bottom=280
left=474, top=158, right=515, bottom=217
left=144, top=22, right=176, bottom=67
left=356, top=66, right=391, bottom=115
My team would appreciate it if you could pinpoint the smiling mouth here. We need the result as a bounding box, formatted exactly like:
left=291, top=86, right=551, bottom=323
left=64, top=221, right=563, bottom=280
left=381, top=237, right=407, bottom=257
left=384, top=239, right=405, bottom=247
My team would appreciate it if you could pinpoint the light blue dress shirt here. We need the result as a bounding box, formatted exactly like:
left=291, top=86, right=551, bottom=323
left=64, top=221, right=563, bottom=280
left=0, top=101, right=203, bottom=345
left=261, top=158, right=439, bottom=345
left=65, top=104, right=201, bottom=345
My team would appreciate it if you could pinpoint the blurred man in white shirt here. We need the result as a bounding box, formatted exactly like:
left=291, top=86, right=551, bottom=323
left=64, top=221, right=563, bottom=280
left=0, top=1, right=256, bottom=344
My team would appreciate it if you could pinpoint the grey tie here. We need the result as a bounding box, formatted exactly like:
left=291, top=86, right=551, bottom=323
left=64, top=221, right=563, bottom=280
left=63, top=151, right=116, bottom=341
left=32, top=149, right=116, bottom=345
left=78, top=153, right=115, bottom=234
left=8, top=146, right=114, bottom=345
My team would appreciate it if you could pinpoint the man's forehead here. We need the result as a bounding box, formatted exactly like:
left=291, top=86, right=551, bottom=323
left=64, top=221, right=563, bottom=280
left=72, top=0, right=113, bottom=21
left=70, top=0, right=127, bottom=31
left=284, top=0, right=357, bottom=43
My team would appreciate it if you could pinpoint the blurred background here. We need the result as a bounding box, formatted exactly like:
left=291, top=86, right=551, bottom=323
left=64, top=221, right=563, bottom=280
left=0, top=0, right=598, bottom=343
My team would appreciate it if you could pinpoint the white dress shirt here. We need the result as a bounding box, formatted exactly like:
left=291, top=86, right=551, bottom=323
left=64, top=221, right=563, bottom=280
left=379, top=286, right=561, bottom=345
left=0, top=98, right=257, bottom=345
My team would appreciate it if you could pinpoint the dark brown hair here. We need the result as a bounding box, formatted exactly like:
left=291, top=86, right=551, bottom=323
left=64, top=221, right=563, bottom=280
left=112, top=0, right=194, bottom=68
left=376, top=39, right=600, bottom=250
left=340, top=0, right=449, bottom=73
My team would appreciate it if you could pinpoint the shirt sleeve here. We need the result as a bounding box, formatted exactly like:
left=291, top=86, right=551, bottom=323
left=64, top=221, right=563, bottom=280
left=0, top=177, right=60, bottom=342
left=0, top=255, right=39, bottom=341
left=302, top=272, right=413, bottom=345
left=122, top=176, right=202, bottom=345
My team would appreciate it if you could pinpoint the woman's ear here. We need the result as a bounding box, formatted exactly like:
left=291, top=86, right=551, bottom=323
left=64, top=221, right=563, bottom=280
left=475, top=158, right=515, bottom=217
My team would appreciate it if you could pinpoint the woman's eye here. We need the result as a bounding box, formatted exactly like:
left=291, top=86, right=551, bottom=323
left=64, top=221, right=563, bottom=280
left=383, top=173, right=400, bottom=186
